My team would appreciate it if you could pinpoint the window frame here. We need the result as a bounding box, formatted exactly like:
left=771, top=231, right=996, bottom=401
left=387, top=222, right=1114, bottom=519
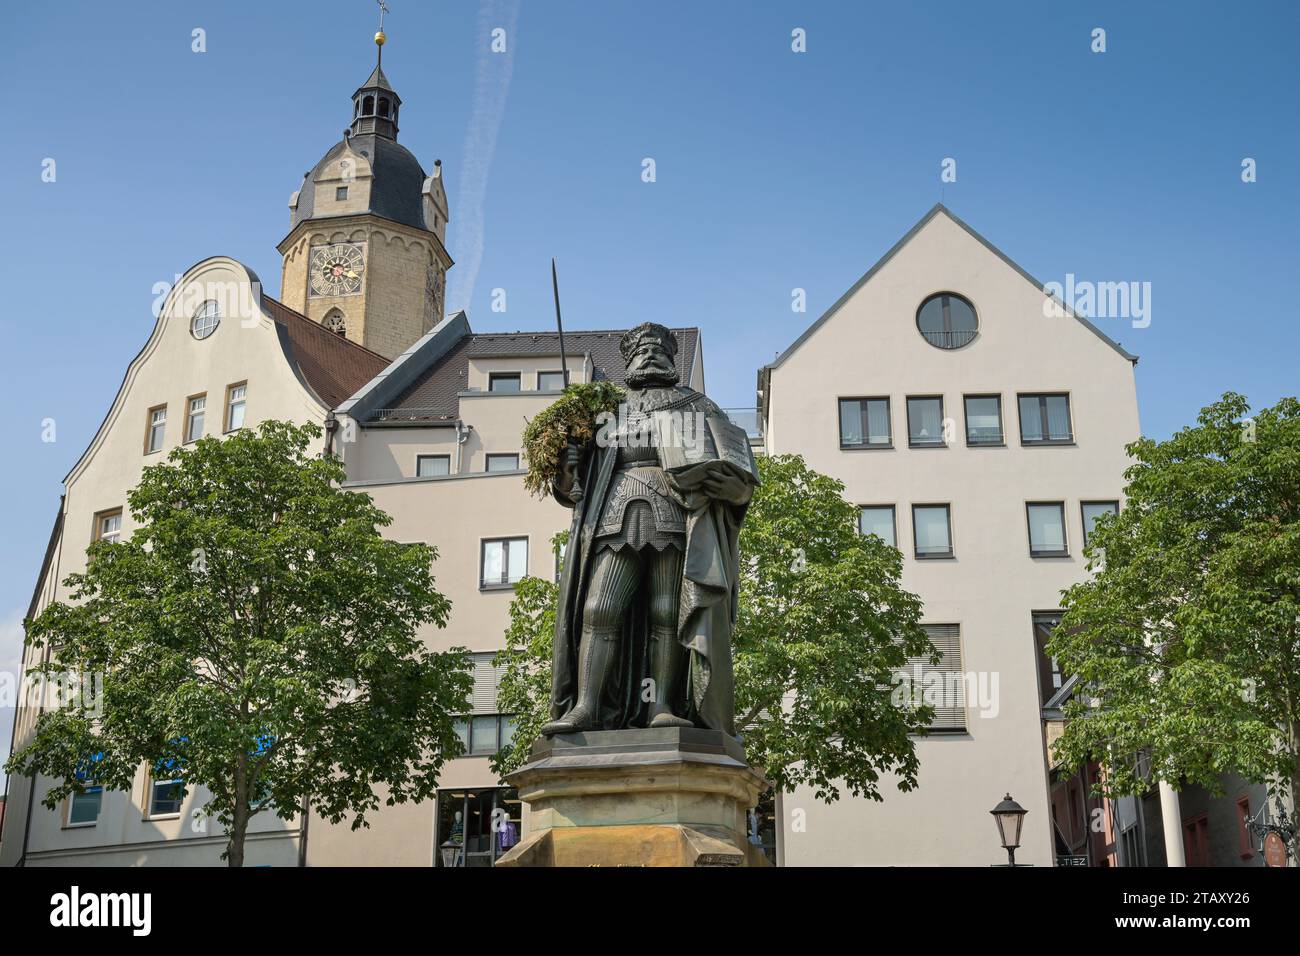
left=915, top=291, right=979, bottom=350
left=225, top=381, right=247, bottom=433
left=837, top=396, right=892, bottom=450
left=1026, top=501, right=1070, bottom=558
left=1080, top=500, right=1119, bottom=548
left=144, top=772, right=185, bottom=820
left=858, top=504, right=898, bottom=549
left=144, top=403, right=167, bottom=455
left=537, top=370, right=567, bottom=392
left=906, top=395, right=947, bottom=448
left=64, top=785, right=104, bottom=828
left=1017, top=392, right=1074, bottom=446
left=480, top=536, right=529, bottom=590
left=962, top=393, right=1004, bottom=446
left=94, top=507, right=123, bottom=544
left=911, top=503, right=954, bottom=560
left=485, top=453, right=521, bottom=473
left=416, top=454, right=451, bottom=478
left=908, top=623, right=968, bottom=733
left=488, top=372, right=522, bottom=393
left=1236, top=796, right=1255, bottom=860
left=184, top=392, right=206, bottom=444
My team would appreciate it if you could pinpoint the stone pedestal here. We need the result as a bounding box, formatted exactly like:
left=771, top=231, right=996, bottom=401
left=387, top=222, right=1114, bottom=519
left=495, top=727, right=770, bottom=867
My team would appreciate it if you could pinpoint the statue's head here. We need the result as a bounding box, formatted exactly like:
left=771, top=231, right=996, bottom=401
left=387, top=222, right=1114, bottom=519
left=620, top=322, right=680, bottom=389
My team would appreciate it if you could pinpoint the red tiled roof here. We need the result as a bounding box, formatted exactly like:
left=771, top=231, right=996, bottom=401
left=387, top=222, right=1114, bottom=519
left=261, top=296, right=390, bottom=409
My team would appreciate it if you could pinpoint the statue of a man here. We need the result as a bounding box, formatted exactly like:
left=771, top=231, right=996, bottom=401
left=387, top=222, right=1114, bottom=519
left=541, top=323, right=754, bottom=736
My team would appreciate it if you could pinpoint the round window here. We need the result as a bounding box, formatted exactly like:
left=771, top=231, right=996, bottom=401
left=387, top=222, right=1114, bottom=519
left=190, top=300, right=221, bottom=340
left=916, top=292, right=977, bottom=349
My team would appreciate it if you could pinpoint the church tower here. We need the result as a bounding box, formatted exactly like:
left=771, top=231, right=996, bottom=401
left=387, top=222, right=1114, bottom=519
left=278, top=25, right=451, bottom=359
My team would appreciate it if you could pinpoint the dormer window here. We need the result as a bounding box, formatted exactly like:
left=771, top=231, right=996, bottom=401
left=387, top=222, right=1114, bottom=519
left=336, top=186, right=348, bottom=201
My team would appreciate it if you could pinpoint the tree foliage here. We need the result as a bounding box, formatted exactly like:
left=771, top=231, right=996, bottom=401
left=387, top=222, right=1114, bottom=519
left=493, top=454, right=935, bottom=803
left=6, top=420, right=472, bottom=865
left=1049, top=393, right=1300, bottom=803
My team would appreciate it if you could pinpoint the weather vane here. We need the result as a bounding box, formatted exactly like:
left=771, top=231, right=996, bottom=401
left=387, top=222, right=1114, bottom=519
left=375, top=0, right=390, bottom=66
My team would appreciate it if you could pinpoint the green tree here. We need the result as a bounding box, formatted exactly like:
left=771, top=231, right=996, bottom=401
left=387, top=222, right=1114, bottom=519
left=6, top=420, right=472, bottom=866
left=1049, top=393, right=1300, bottom=807
left=493, top=454, right=936, bottom=804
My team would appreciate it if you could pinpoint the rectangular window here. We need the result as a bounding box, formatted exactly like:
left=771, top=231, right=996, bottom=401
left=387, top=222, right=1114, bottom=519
left=537, top=370, right=567, bottom=391
left=95, top=509, right=123, bottom=544
left=1018, top=393, right=1073, bottom=444
left=1033, top=612, right=1066, bottom=705
left=335, top=186, right=349, bottom=201
left=145, top=404, right=167, bottom=454
left=1081, top=500, right=1119, bottom=547
left=859, top=505, right=897, bottom=548
left=481, top=537, right=528, bottom=588
left=902, top=624, right=966, bottom=731
left=963, top=394, right=1003, bottom=445
left=185, top=394, right=206, bottom=443
left=225, top=382, right=247, bottom=432
left=416, top=454, right=451, bottom=478
left=912, top=504, right=953, bottom=559
left=148, top=777, right=185, bottom=817
left=486, top=453, right=520, bottom=472
left=67, top=786, right=104, bottom=826
left=1236, top=797, right=1255, bottom=859
left=838, top=397, right=891, bottom=448
left=488, top=372, right=522, bottom=393
left=1027, top=502, right=1069, bottom=557
left=906, top=396, right=945, bottom=447
left=1182, top=814, right=1210, bottom=867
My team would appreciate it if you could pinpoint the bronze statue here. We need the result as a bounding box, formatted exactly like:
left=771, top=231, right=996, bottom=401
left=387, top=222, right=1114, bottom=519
left=541, top=323, right=757, bottom=737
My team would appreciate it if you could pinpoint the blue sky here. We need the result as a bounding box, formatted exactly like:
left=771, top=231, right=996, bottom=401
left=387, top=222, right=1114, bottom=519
left=2, top=0, right=1297, bottom=778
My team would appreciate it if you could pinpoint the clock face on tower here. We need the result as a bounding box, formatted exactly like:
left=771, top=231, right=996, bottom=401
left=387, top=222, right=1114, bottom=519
left=309, top=243, right=365, bottom=297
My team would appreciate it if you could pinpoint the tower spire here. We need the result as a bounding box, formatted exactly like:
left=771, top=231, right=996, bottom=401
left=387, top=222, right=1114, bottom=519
left=351, top=1, right=400, bottom=140
left=375, top=0, right=389, bottom=70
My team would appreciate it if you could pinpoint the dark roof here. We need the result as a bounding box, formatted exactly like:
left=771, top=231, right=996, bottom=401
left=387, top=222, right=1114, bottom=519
left=289, top=133, right=427, bottom=233
left=376, top=328, right=700, bottom=422
left=354, top=65, right=396, bottom=96
left=26, top=499, right=64, bottom=621
left=261, top=296, right=390, bottom=408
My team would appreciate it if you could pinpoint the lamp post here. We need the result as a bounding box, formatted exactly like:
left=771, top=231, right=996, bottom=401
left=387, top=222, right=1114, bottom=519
left=990, top=793, right=1028, bottom=866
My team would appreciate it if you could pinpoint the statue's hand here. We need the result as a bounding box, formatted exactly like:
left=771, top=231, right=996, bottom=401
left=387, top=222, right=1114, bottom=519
left=701, top=465, right=752, bottom=506
left=555, top=440, right=584, bottom=500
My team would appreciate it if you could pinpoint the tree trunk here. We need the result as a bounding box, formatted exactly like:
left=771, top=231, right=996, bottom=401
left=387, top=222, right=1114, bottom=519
left=227, top=753, right=249, bottom=868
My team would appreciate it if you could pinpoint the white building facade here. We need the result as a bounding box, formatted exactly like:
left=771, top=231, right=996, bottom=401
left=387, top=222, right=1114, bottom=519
left=759, top=205, right=1141, bottom=866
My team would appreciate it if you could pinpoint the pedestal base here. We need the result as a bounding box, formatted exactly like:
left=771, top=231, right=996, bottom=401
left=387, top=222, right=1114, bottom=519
left=496, top=728, right=770, bottom=867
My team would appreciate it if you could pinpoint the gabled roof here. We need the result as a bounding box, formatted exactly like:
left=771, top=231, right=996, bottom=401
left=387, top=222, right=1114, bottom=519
left=766, top=203, right=1139, bottom=371
left=261, top=296, right=390, bottom=408
left=354, top=327, right=700, bottom=423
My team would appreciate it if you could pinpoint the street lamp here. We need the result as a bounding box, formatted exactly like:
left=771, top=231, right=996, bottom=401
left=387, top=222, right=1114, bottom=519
left=990, top=793, right=1027, bottom=866
left=439, top=838, right=463, bottom=868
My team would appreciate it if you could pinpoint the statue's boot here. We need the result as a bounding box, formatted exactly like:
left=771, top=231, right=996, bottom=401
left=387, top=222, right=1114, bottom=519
left=540, top=627, right=617, bottom=735
left=647, top=624, right=694, bottom=728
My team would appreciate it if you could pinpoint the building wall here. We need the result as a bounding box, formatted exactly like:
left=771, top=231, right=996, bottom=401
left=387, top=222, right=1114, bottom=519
left=2, top=257, right=326, bottom=867
left=765, top=210, right=1140, bottom=866
left=303, top=470, right=571, bottom=865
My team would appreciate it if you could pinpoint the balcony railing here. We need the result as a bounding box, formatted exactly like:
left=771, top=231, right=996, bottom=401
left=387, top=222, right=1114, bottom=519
left=722, top=408, right=764, bottom=443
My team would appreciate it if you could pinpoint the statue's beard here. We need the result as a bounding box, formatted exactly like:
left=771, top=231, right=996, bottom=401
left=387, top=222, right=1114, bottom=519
left=625, top=366, right=679, bottom=389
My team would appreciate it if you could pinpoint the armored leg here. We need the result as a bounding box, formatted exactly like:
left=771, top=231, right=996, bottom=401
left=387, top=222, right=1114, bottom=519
left=646, top=546, right=693, bottom=728
left=541, top=546, right=640, bottom=735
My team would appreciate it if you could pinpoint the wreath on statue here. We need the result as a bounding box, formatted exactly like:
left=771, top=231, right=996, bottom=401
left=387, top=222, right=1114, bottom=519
left=521, top=380, right=625, bottom=499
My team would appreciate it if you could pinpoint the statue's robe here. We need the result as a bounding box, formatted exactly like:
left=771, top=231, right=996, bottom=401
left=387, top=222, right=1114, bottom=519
left=549, top=386, right=746, bottom=735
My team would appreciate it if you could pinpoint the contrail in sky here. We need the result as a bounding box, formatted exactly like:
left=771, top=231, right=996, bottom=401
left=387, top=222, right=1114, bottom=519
left=447, top=0, right=520, bottom=315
